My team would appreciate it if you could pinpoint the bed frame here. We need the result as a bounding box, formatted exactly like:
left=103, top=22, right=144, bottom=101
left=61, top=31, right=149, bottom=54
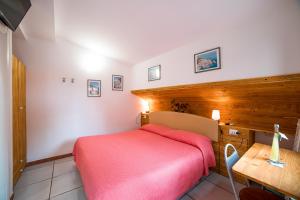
left=148, top=111, right=219, bottom=142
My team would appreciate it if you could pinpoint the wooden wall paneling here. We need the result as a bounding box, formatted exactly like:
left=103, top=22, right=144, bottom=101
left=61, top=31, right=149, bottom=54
left=150, top=98, right=299, bottom=134
left=132, top=74, right=300, bottom=135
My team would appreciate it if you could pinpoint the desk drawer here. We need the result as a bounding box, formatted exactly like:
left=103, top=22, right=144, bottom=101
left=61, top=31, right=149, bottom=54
left=220, top=125, right=254, bottom=141
left=220, top=138, right=248, bottom=158
left=221, top=137, right=248, bottom=147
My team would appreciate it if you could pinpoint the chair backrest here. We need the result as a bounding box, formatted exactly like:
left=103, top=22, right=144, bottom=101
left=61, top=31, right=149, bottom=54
left=224, top=144, right=240, bottom=200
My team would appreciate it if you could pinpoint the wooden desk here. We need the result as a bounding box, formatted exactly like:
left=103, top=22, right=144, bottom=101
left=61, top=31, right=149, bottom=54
left=233, top=143, right=300, bottom=199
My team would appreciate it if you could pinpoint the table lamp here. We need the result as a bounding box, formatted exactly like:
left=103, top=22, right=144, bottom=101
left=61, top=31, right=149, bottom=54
left=212, top=110, right=220, bottom=122
left=142, top=100, right=150, bottom=113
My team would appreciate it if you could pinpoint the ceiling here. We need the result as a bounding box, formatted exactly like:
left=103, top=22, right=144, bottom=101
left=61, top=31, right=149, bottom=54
left=13, top=0, right=288, bottom=65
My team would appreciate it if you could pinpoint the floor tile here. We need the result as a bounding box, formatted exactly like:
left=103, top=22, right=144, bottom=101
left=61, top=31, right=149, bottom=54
left=24, top=161, right=54, bottom=172
left=179, top=194, right=193, bottom=200
left=188, top=180, right=235, bottom=200
left=206, top=172, right=245, bottom=194
left=53, top=159, right=77, bottom=177
left=15, top=164, right=53, bottom=189
left=205, top=170, right=216, bottom=178
left=55, top=156, right=74, bottom=164
left=50, top=187, right=86, bottom=200
left=14, top=179, right=51, bottom=200
left=51, top=171, right=82, bottom=197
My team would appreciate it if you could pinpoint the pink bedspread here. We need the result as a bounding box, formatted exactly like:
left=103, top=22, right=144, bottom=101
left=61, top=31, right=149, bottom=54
left=73, top=124, right=215, bottom=200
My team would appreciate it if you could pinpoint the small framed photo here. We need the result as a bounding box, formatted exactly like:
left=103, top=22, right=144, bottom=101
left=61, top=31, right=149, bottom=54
left=194, top=47, right=221, bottom=73
left=148, top=65, right=161, bottom=81
left=112, top=75, right=123, bottom=91
left=87, top=79, right=101, bottom=97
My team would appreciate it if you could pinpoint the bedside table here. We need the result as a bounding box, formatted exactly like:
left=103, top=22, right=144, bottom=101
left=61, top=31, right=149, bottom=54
left=141, top=112, right=149, bottom=126
left=218, top=124, right=255, bottom=184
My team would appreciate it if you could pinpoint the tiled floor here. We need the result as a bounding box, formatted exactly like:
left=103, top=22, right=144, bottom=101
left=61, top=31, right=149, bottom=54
left=14, top=157, right=84, bottom=200
left=14, top=156, right=245, bottom=200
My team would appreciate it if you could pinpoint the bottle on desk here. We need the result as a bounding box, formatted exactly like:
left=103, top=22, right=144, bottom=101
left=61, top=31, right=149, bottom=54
left=270, top=124, right=288, bottom=163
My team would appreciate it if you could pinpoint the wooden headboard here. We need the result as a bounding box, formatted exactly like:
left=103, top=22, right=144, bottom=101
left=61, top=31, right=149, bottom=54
left=148, top=111, right=219, bottom=142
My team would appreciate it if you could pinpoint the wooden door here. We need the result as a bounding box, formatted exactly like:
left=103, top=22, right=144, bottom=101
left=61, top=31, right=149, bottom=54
left=13, top=55, right=26, bottom=185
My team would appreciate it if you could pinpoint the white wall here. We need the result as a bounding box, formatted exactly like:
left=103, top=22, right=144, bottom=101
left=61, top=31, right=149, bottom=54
left=13, top=38, right=141, bottom=162
left=131, top=1, right=300, bottom=90
left=0, top=23, right=13, bottom=200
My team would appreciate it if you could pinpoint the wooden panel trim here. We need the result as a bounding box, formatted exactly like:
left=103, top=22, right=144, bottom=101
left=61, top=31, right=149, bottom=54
left=131, top=73, right=300, bottom=95
left=26, top=153, right=72, bottom=167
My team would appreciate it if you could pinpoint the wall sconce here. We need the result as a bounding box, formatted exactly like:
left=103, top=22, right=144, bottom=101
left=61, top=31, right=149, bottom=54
left=142, top=100, right=150, bottom=113
left=212, top=110, right=220, bottom=121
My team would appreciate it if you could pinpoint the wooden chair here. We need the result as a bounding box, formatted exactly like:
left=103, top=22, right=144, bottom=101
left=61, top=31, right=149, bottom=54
left=224, top=144, right=282, bottom=200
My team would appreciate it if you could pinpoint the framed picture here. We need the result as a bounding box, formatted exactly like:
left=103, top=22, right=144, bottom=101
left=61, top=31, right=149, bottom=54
left=194, top=47, right=221, bottom=73
left=148, top=65, right=161, bottom=81
left=87, top=79, right=101, bottom=97
left=112, top=75, right=123, bottom=91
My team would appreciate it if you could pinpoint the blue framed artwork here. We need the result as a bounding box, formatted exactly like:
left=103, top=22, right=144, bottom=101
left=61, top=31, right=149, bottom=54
left=87, top=79, right=101, bottom=97
left=194, top=47, right=221, bottom=73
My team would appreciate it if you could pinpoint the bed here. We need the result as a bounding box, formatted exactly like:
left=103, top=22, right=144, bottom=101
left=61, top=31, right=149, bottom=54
left=73, top=111, right=219, bottom=200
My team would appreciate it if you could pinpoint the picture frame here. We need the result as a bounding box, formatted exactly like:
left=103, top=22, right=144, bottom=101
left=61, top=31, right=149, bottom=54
left=112, top=75, right=123, bottom=91
left=148, top=65, right=161, bottom=81
left=87, top=79, right=101, bottom=97
left=194, top=47, right=221, bottom=73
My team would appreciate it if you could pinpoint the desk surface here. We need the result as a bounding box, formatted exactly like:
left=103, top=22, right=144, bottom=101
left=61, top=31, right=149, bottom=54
left=232, top=143, right=300, bottom=199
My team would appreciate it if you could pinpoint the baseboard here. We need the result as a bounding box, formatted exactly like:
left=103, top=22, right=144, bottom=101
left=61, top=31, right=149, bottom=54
left=26, top=153, right=73, bottom=167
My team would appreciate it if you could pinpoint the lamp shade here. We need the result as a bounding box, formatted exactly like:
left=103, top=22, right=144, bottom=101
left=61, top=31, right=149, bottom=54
left=212, top=110, right=220, bottom=121
left=142, top=100, right=150, bottom=113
